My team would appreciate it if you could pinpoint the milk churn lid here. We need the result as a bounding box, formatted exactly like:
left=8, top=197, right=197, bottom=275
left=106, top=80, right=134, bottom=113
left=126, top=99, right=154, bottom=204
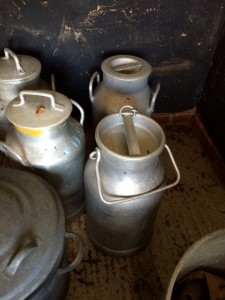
left=0, top=167, right=65, bottom=300
left=96, top=106, right=165, bottom=158
left=0, top=48, right=41, bottom=83
left=6, top=90, right=73, bottom=130
left=101, top=54, right=152, bottom=81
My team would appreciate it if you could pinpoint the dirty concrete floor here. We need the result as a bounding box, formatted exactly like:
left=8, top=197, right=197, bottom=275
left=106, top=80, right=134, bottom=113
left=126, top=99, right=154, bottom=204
left=1, top=124, right=225, bottom=300
left=65, top=125, right=225, bottom=300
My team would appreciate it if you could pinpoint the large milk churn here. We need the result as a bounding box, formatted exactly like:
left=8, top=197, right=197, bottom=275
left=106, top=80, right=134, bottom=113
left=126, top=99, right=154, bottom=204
left=0, top=48, right=45, bottom=137
left=89, top=54, right=160, bottom=124
left=0, top=90, right=85, bottom=220
left=84, top=106, right=180, bottom=257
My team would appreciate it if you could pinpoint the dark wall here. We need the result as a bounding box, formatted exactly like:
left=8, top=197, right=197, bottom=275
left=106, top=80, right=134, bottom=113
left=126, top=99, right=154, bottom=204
left=199, top=22, right=225, bottom=159
left=0, top=0, right=224, bottom=114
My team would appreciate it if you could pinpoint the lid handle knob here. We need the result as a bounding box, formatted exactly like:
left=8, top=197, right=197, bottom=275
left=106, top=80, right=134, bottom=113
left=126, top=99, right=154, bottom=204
left=3, top=236, right=37, bottom=279
left=14, top=90, right=64, bottom=111
left=4, top=48, right=26, bottom=75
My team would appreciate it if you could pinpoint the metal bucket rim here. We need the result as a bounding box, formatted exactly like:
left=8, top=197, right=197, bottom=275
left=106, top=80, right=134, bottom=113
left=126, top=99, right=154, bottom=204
left=95, top=112, right=166, bottom=162
left=165, top=228, right=225, bottom=300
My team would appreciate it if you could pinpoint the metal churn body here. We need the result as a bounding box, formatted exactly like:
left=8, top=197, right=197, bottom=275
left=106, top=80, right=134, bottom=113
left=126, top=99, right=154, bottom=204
left=1, top=90, right=85, bottom=220
left=84, top=106, right=180, bottom=257
left=89, top=54, right=160, bottom=124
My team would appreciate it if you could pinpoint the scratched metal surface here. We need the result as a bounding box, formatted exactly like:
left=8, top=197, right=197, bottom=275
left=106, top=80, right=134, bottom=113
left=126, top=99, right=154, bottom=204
left=0, top=1, right=224, bottom=113
left=1, top=125, right=225, bottom=299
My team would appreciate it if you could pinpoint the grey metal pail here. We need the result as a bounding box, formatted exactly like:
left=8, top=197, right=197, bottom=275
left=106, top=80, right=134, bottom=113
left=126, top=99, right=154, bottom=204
left=165, top=228, right=225, bottom=299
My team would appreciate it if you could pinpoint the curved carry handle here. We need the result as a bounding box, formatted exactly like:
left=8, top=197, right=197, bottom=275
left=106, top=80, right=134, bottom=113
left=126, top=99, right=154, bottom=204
left=3, top=236, right=37, bottom=279
left=70, top=99, right=85, bottom=126
left=13, top=90, right=64, bottom=111
left=57, top=232, right=84, bottom=275
left=4, top=48, right=26, bottom=75
left=0, top=141, right=31, bottom=167
left=90, top=144, right=180, bottom=205
left=89, top=71, right=100, bottom=103
left=147, top=83, right=161, bottom=116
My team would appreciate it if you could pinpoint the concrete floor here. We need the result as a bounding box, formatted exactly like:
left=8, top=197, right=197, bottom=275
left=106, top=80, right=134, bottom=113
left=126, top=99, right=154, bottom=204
left=66, top=125, right=225, bottom=300
left=1, top=124, right=225, bottom=299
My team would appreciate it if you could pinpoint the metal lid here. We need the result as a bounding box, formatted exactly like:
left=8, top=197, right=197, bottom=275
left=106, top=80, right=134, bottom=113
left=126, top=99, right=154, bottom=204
left=101, top=54, right=152, bottom=81
left=6, top=90, right=72, bottom=130
left=0, top=167, right=65, bottom=300
left=0, top=48, right=41, bottom=83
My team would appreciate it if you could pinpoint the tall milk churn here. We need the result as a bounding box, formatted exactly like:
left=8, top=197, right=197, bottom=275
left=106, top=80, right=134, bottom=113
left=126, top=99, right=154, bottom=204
left=0, top=90, right=85, bottom=220
left=84, top=106, right=180, bottom=256
left=0, top=48, right=46, bottom=137
left=89, top=54, right=160, bottom=124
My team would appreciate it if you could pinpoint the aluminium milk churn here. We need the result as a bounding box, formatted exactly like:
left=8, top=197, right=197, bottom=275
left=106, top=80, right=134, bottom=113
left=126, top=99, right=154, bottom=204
left=84, top=106, right=180, bottom=257
left=89, top=54, right=160, bottom=124
left=0, top=90, right=85, bottom=220
left=0, top=48, right=45, bottom=138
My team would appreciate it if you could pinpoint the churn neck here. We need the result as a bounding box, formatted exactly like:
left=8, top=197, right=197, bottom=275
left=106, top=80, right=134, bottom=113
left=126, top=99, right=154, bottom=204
left=101, top=54, right=152, bottom=92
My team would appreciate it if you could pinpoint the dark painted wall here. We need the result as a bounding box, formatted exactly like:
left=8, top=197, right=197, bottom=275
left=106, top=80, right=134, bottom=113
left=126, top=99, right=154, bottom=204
left=0, top=0, right=224, bottom=114
left=199, top=22, right=225, bottom=159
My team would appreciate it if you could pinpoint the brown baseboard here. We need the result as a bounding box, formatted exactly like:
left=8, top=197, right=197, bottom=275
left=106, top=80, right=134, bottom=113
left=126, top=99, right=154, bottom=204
left=153, top=108, right=225, bottom=184
left=152, top=107, right=196, bottom=126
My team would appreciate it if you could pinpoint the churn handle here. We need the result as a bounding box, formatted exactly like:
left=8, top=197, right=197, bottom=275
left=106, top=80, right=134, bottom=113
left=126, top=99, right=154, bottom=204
left=147, top=83, right=161, bottom=116
left=0, top=141, right=31, bottom=167
left=57, top=232, right=84, bottom=275
left=4, top=48, right=26, bottom=75
left=51, top=73, right=56, bottom=91
left=70, top=99, right=85, bottom=126
left=90, top=144, right=181, bottom=205
left=89, top=71, right=100, bottom=103
left=14, top=90, right=64, bottom=111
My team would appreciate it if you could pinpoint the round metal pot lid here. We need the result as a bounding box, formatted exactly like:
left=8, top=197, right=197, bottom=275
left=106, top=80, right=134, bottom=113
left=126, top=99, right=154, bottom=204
left=101, top=54, right=152, bottom=81
left=96, top=107, right=165, bottom=158
left=0, top=167, right=65, bottom=300
left=0, top=48, right=41, bottom=83
left=6, top=90, right=72, bottom=129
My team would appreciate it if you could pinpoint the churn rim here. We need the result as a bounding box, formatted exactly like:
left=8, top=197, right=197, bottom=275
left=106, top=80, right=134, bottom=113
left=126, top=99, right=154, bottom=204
left=95, top=112, right=166, bottom=162
left=101, top=54, right=152, bottom=81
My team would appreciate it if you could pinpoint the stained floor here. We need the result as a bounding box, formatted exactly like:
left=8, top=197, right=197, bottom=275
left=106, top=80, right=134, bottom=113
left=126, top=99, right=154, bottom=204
left=1, top=124, right=225, bottom=300
left=65, top=125, right=225, bottom=300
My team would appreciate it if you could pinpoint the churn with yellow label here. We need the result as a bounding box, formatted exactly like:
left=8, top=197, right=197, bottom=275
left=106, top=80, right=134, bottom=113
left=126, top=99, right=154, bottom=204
left=1, top=90, right=85, bottom=220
